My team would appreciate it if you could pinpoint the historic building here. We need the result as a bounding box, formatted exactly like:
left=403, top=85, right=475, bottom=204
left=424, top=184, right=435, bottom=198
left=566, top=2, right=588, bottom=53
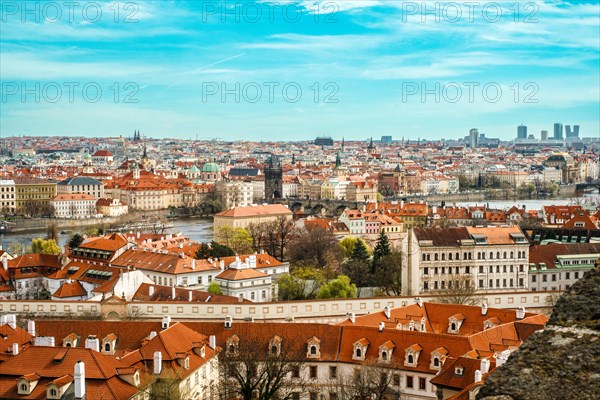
left=264, top=154, right=283, bottom=201
left=57, top=176, right=105, bottom=199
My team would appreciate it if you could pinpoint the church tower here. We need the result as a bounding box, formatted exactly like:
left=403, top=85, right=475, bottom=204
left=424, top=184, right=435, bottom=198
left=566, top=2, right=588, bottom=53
left=264, top=154, right=283, bottom=202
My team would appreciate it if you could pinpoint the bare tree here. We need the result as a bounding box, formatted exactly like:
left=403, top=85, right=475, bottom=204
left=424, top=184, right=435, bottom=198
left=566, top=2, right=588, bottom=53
left=218, top=333, right=306, bottom=400
left=327, top=360, right=399, bottom=400
left=433, top=276, right=483, bottom=306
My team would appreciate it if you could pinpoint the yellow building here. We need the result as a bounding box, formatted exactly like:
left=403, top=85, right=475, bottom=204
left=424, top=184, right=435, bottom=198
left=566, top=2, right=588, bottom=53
left=14, top=178, right=57, bottom=215
left=213, top=204, right=293, bottom=243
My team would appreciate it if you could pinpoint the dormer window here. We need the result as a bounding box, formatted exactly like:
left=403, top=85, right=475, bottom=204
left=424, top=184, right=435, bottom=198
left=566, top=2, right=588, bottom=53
left=353, top=338, right=369, bottom=361
left=269, top=335, right=283, bottom=356
left=101, top=334, right=117, bottom=355
left=306, top=336, right=321, bottom=359
left=104, top=343, right=111, bottom=352
left=379, top=340, right=395, bottom=364
left=226, top=335, right=239, bottom=355
left=430, top=347, right=448, bottom=370
left=447, top=314, right=465, bottom=334
left=20, top=383, right=28, bottom=393
left=455, top=366, right=464, bottom=376
left=404, top=344, right=422, bottom=367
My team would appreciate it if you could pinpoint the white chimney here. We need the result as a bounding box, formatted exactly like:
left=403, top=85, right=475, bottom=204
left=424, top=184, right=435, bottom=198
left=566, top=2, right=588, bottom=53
left=188, top=291, right=193, bottom=302
left=12, top=343, right=19, bottom=355
left=1, top=255, right=7, bottom=270
left=249, top=255, right=256, bottom=269
left=516, top=306, right=525, bottom=320
left=162, top=316, right=171, bottom=329
left=148, top=286, right=154, bottom=296
left=74, top=361, right=86, bottom=399
left=27, top=320, right=36, bottom=337
left=481, top=303, right=488, bottom=316
left=209, top=335, right=216, bottom=350
left=474, top=369, right=483, bottom=383
left=0, top=315, right=6, bottom=325
left=148, top=331, right=157, bottom=340
left=383, top=306, right=391, bottom=320
left=153, top=351, right=162, bottom=375
left=378, top=322, right=385, bottom=332
left=171, top=286, right=176, bottom=299
left=480, top=358, right=490, bottom=374
left=136, top=232, right=140, bottom=239
left=191, top=259, right=196, bottom=270
left=415, top=297, right=423, bottom=307
left=6, top=314, right=16, bottom=329
left=347, top=312, right=356, bottom=324
left=85, top=335, right=100, bottom=352
left=496, top=350, right=511, bottom=367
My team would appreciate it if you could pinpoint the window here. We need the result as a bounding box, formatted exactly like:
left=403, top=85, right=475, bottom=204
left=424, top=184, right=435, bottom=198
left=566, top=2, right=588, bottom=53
left=552, top=274, right=557, bottom=282
left=309, top=365, right=318, bottom=379
left=20, top=384, right=27, bottom=392
left=519, top=278, right=524, bottom=286
left=393, top=373, right=400, bottom=386
left=433, top=357, right=440, bottom=367
left=104, top=343, right=110, bottom=352
left=419, top=377, right=426, bottom=390
left=423, top=267, right=429, bottom=275
left=382, top=351, right=388, bottom=361
left=566, top=272, right=570, bottom=280
left=356, top=348, right=362, bottom=358
left=406, top=376, right=414, bottom=388
left=50, top=389, right=57, bottom=396
left=408, top=354, right=414, bottom=364
left=310, top=345, right=317, bottom=355
left=543, top=275, right=547, bottom=282
left=532, top=275, right=537, bottom=282
left=329, top=366, right=337, bottom=379
left=479, top=266, right=484, bottom=273
left=479, top=279, right=484, bottom=288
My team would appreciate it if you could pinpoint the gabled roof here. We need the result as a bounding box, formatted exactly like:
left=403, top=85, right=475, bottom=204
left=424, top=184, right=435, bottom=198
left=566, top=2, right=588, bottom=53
left=215, top=204, right=292, bottom=218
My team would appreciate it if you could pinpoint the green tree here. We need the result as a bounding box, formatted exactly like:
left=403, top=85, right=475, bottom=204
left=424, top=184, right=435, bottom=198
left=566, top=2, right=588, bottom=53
left=195, top=241, right=236, bottom=259
left=68, top=233, right=84, bottom=249
left=316, top=275, right=357, bottom=299
left=350, top=238, right=370, bottom=262
left=31, top=238, right=61, bottom=255
left=342, top=259, right=371, bottom=288
left=276, top=273, right=305, bottom=301
left=372, top=253, right=403, bottom=296
left=372, top=231, right=391, bottom=270
left=338, top=236, right=358, bottom=258
left=207, top=282, right=222, bottom=295
left=229, top=228, right=253, bottom=254
left=277, top=267, right=324, bottom=300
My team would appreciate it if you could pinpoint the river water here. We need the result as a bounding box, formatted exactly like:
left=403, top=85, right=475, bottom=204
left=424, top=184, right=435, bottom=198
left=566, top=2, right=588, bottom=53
left=0, top=218, right=214, bottom=249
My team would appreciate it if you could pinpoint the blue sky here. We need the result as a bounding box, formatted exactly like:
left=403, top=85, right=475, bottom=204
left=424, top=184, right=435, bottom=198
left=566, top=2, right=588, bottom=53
left=1, top=0, right=599, bottom=141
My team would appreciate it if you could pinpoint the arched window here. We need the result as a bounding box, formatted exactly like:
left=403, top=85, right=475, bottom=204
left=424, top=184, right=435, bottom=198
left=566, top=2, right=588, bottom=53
left=434, top=357, right=439, bottom=367
left=497, top=251, right=500, bottom=259
left=271, top=345, right=278, bottom=355
left=440, top=254, right=444, bottom=261
left=356, top=348, right=362, bottom=358
left=489, top=252, right=493, bottom=259
left=20, top=384, right=27, bottom=392
left=228, top=344, right=236, bottom=353
left=408, top=354, right=414, bottom=364
left=477, top=252, right=481, bottom=260
left=504, top=251, right=507, bottom=258
left=448, top=253, right=452, bottom=260
left=510, top=251, right=514, bottom=258
left=382, top=351, right=388, bottom=361
left=50, top=389, right=57, bottom=396
left=451, top=322, right=457, bottom=331
left=422, top=254, right=426, bottom=261
left=104, top=343, right=111, bottom=352
left=66, top=342, right=71, bottom=347
left=456, top=252, right=460, bottom=260
left=310, top=345, right=317, bottom=355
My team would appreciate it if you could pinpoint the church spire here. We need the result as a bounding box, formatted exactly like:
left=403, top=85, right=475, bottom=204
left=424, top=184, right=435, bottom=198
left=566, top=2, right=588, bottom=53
left=335, top=152, right=342, bottom=169
left=341, top=137, right=345, bottom=152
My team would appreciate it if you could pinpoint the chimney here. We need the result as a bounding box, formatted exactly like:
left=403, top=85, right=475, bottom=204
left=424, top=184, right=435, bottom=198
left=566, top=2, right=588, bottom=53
left=85, top=335, right=100, bottom=352
left=496, top=350, right=510, bottom=367
left=171, top=286, right=176, bottom=299
left=27, top=320, right=36, bottom=337
left=136, top=232, right=140, bottom=239
left=249, top=255, right=256, bottom=269
left=12, top=343, right=19, bottom=355
left=153, top=351, right=162, bottom=375
left=383, top=306, right=391, bottom=320
left=148, top=331, right=157, bottom=340
left=1, top=255, right=7, bottom=270
left=74, top=361, right=86, bottom=399
left=35, top=336, right=55, bottom=346
left=188, top=290, right=193, bottom=302
left=474, top=369, right=483, bottom=383
left=480, top=358, right=490, bottom=374
left=415, top=297, right=423, bottom=307
left=220, top=260, right=225, bottom=270
left=148, top=286, right=154, bottom=296
left=209, top=335, right=216, bottom=350
left=347, top=312, right=356, bottom=324
left=378, top=322, right=385, bottom=332
left=191, top=259, right=196, bottom=270
left=162, top=316, right=171, bottom=329
left=6, top=314, right=16, bottom=329
left=516, top=306, right=525, bottom=320
left=481, top=303, right=488, bottom=316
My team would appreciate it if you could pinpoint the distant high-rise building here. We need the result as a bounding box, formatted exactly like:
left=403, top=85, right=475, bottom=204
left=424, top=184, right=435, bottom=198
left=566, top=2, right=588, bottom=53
left=541, top=130, right=548, bottom=141
left=517, top=125, right=527, bottom=139
left=381, top=135, right=392, bottom=143
left=566, top=125, right=580, bottom=138
left=469, top=128, right=479, bottom=148
left=554, top=123, right=563, bottom=140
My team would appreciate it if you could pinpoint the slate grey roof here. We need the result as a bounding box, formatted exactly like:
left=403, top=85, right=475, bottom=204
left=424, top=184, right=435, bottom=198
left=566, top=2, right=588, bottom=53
left=58, top=177, right=102, bottom=186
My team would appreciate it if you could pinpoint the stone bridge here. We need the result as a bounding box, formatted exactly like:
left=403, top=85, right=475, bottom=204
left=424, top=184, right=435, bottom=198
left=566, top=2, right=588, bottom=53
left=286, top=198, right=364, bottom=217
left=575, top=179, right=600, bottom=196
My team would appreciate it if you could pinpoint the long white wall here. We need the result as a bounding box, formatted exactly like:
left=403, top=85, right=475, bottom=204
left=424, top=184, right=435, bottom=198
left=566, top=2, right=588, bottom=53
left=0, top=290, right=558, bottom=322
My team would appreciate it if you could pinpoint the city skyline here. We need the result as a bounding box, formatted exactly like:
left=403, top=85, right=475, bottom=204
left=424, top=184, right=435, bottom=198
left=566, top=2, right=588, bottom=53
left=1, top=1, right=599, bottom=140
